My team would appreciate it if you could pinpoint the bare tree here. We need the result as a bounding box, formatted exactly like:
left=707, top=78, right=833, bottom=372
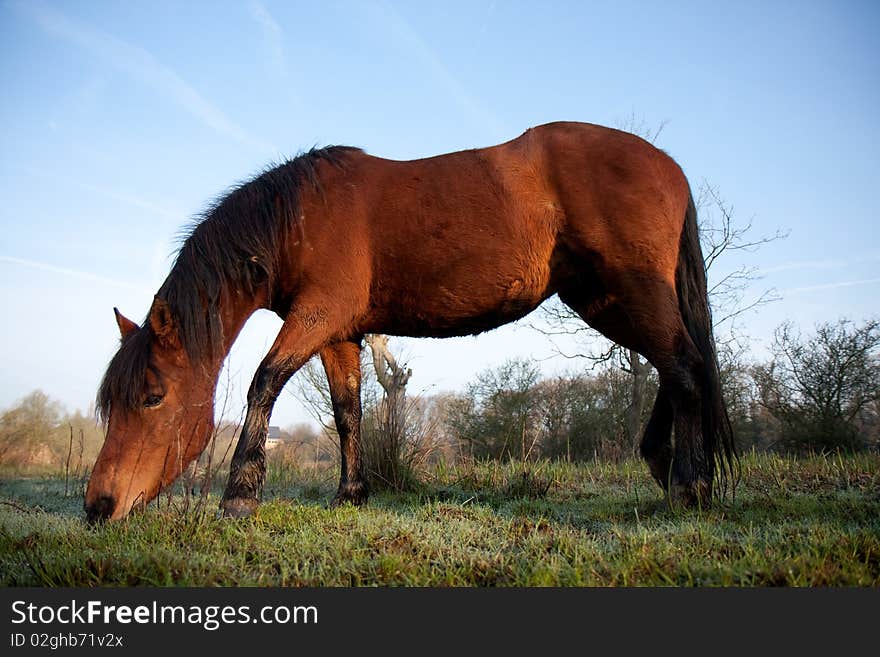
left=363, top=334, right=437, bottom=490
left=696, top=182, right=787, bottom=337
left=753, top=318, right=880, bottom=453
left=365, top=334, right=412, bottom=431
left=290, top=336, right=437, bottom=489
left=445, top=358, right=543, bottom=460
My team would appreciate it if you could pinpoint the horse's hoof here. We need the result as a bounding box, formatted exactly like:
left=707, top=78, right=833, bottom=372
left=330, top=481, right=369, bottom=508
left=220, top=498, right=259, bottom=518
left=669, top=480, right=711, bottom=510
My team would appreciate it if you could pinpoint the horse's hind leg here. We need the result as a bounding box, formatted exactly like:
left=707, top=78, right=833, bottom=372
left=561, top=277, right=710, bottom=507
left=319, top=340, right=369, bottom=507
left=611, top=276, right=711, bottom=508
left=559, top=292, right=673, bottom=489
left=640, top=387, right=673, bottom=489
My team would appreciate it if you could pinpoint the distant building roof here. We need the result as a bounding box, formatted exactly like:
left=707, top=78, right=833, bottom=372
left=267, top=426, right=281, bottom=440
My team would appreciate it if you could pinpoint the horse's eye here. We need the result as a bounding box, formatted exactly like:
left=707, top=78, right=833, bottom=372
left=144, top=394, right=164, bottom=408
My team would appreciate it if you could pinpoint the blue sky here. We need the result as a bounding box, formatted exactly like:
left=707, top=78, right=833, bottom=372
left=1, top=0, right=878, bottom=428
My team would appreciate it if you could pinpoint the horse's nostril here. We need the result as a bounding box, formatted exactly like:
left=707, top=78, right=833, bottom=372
left=85, top=495, right=116, bottom=524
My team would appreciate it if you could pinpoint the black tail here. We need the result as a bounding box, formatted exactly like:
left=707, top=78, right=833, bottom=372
left=675, top=188, right=738, bottom=496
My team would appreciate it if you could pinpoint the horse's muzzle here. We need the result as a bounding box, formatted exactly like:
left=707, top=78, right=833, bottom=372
left=84, top=495, right=116, bottom=524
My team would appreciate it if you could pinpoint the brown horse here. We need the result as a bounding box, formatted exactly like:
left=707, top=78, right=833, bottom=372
left=86, top=121, right=735, bottom=522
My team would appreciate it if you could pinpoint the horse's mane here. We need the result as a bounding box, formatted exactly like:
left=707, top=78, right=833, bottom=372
left=97, top=145, right=359, bottom=420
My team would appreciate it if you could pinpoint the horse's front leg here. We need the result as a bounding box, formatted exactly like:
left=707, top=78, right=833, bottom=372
left=220, top=304, right=340, bottom=518
left=319, top=339, right=369, bottom=507
left=219, top=362, right=292, bottom=518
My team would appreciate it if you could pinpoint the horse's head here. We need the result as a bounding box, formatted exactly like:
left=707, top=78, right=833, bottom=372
left=85, top=298, right=216, bottom=522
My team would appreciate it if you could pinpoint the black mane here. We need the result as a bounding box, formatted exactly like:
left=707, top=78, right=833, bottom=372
left=97, top=145, right=358, bottom=419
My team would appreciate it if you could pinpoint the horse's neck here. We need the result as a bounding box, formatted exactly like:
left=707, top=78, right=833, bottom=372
left=217, top=287, right=269, bottom=356
left=193, top=288, right=269, bottom=387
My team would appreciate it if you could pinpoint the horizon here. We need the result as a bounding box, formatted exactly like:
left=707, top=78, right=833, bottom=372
left=1, top=0, right=878, bottom=429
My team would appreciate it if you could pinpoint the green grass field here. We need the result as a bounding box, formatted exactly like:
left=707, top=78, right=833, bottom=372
left=1, top=453, right=878, bottom=586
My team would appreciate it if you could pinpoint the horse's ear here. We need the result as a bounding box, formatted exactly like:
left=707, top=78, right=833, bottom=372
left=148, top=296, right=179, bottom=348
left=113, top=307, right=139, bottom=339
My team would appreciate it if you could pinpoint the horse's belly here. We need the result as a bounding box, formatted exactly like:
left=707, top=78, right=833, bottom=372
left=368, top=268, right=551, bottom=338
left=364, top=201, right=560, bottom=337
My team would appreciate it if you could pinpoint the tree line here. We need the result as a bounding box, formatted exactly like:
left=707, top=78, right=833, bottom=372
left=0, top=390, right=103, bottom=475
left=452, top=318, right=879, bottom=461
left=1, top=316, right=876, bottom=492
left=282, top=316, right=879, bottom=492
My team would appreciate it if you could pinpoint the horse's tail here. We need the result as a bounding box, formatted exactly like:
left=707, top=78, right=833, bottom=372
left=675, top=187, right=738, bottom=496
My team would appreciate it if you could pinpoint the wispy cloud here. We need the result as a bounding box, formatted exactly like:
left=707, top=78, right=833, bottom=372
left=5, top=165, right=181, bottom=293
left=762, top=253, right=880, bottom=274
left=0, top=255, right=149, bottom=292
left=478, top=1, right=498, bottom=36
left=248, top=0, right=285, bottom=75
left=783, top=277, right=880, bottom=295
left=372, top=0, right=507, bottom=139
left=9, top=0, right=273, bottom=153
left=12, top=164, right=183, bottom=221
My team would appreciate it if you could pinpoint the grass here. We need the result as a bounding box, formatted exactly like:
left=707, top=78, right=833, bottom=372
left=0, top=452, right=878, bottom=586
